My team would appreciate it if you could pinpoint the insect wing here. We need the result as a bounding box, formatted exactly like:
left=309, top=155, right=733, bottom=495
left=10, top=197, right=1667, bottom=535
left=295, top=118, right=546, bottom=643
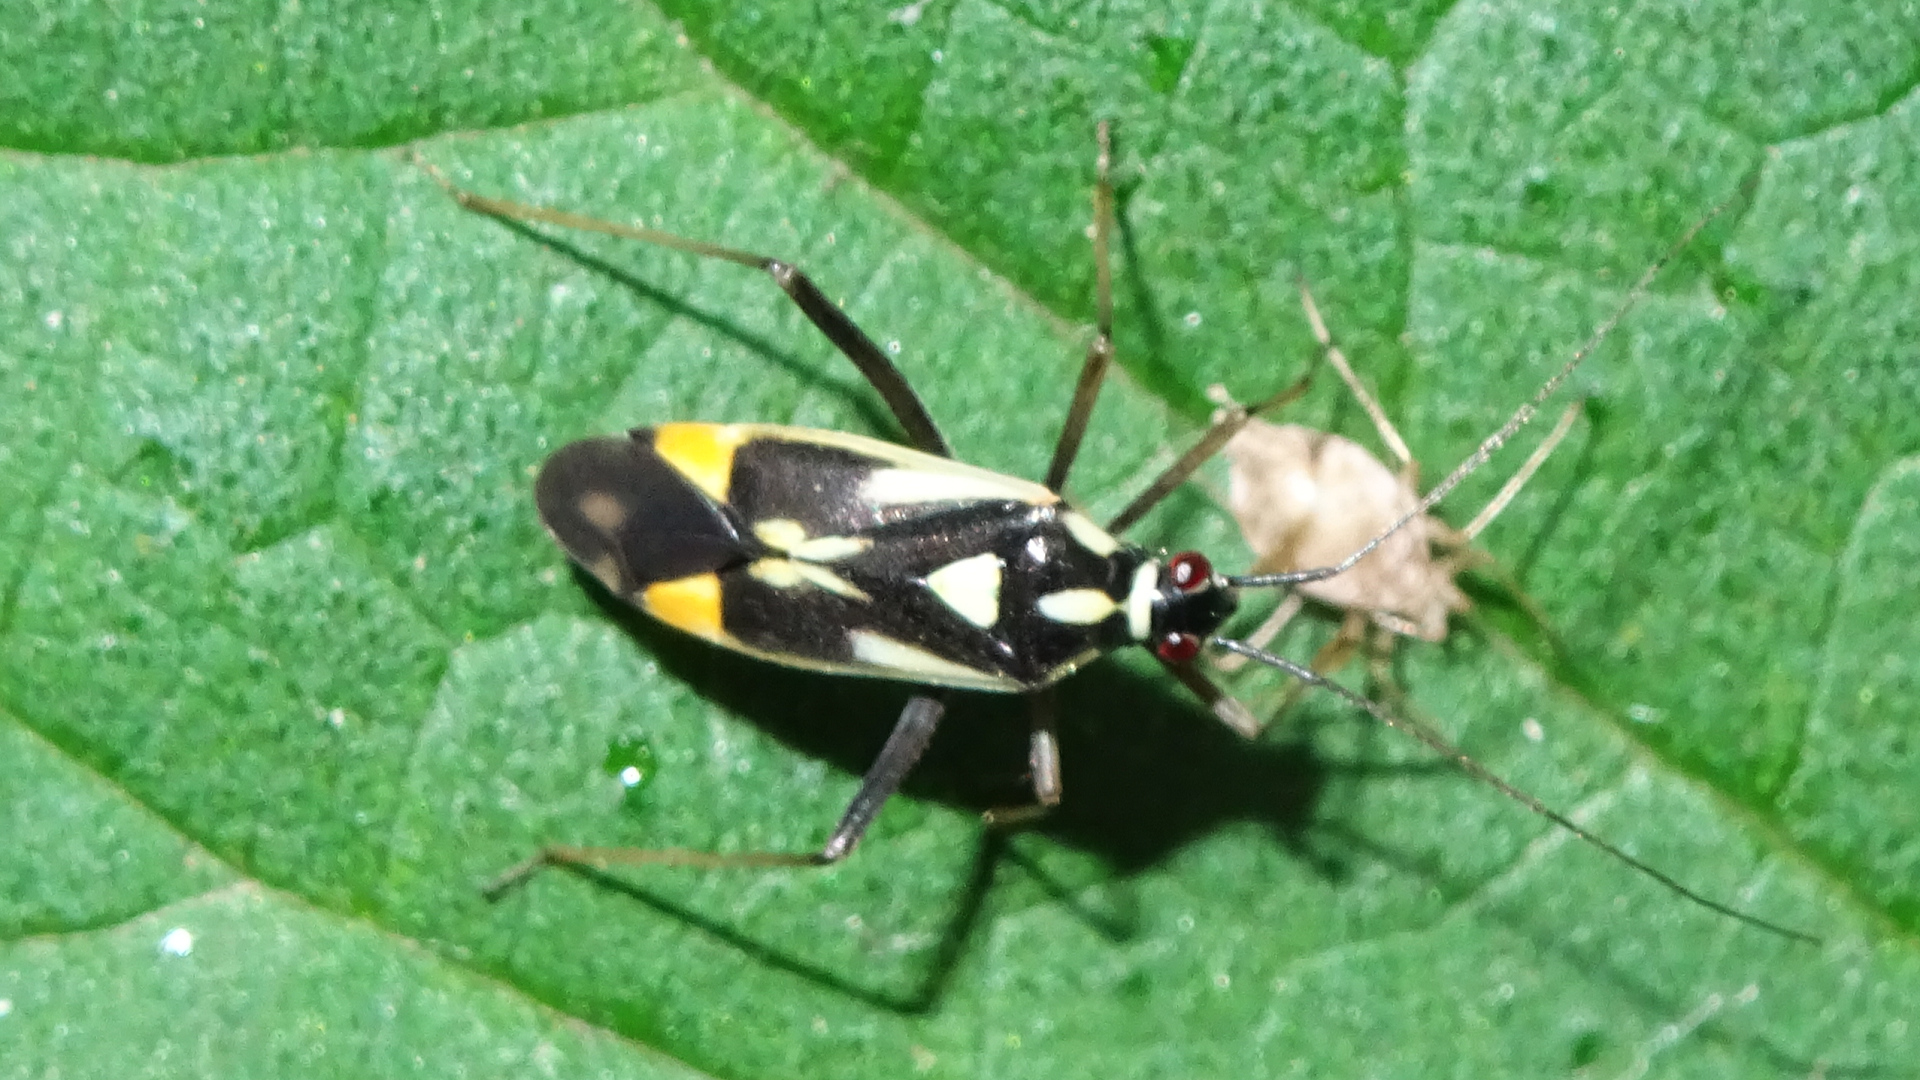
left=717, top=427, right=1117, bottom=692
left=537, top=423, right=1139, bottom=692
left=535, top=432, right=754, bottom=597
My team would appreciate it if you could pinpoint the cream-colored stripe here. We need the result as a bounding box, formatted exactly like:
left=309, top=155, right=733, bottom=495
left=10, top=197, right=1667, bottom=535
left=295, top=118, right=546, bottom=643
left=1035, top=588, right=1117, bottom=626
left=848, top=630, right=1009, bottom=690
left=1061, top=511, right=1119, bottom=556
left=863, top=468, right=1052, bottom=507
left=924, top=552, right=1002, bottom=628
left=1125, top=562, right=1159, bottom=641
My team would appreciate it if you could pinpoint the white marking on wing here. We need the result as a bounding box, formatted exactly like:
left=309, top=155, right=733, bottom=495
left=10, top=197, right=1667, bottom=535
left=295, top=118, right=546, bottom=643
left=862, top=468, right=1053, bottom=506
left=1035, top=588, right=1117, bottom=625
left=849, top=629, right=1010, bottom=690
left=1061, top=511, right=1120, bottom=556
left=924, top=552, right=1003, bottom=628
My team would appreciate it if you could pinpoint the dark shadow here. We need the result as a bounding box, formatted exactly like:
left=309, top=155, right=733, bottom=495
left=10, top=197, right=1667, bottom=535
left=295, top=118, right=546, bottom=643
left=583, top=570, right=1337, bottom=877
left=562, top=568, right=1372, bottom=1010
left=549, top=829, right=1007, bottom=1015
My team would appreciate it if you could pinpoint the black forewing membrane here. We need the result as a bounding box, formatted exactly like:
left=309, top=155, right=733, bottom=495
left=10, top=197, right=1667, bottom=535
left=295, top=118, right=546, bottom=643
left=535, top=435, right=756, bottom=595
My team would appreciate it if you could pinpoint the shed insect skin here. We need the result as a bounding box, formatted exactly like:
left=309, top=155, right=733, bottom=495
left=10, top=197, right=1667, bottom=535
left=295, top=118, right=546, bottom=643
left=414, top=130, right=1815, bottom=944
left=1208, top=276, right=1584, bottom=688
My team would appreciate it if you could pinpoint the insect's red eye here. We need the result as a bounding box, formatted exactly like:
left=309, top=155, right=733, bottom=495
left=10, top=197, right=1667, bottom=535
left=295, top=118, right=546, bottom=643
left=1168, top=551, right=1213, bottom=591
left=1155, top=632, right=1202, bottom=664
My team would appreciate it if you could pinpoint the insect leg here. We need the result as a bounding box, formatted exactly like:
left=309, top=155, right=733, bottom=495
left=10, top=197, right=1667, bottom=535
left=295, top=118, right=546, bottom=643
left=1230, top=169, right=1758, bottom=592
left=1043, top=120, right=1116, bottom=492
left=1207, top=605, right=1369, bottom=724
left=1296, top=276, right=1416, bottom=475
left=1156, top=658, right=1262, bottom=739
left=983, top=691, right=1065, bottom=826
left=1266, top=610, right=1371, bottom=719
left=1458, top=398, right=1583, bottom=541
left=1212, top=592, right=1305, bottom=673
left=1105, top=370, right=1314, bottom=535
left=414, top=156, right=951, bottom=458
left=482, top=694, right=945, bottom=897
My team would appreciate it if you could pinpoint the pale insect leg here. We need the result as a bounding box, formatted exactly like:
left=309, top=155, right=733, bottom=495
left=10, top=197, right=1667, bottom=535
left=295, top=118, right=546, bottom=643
left=1295, top=276, right=1414, bottom=472
left=1212, top=592, right=1304, bottom=674
left=1231, top=171, right=1758, bottom=594
left=1206, top=174, right=1820, bottom=942
left=982, top=691, right=1066, bottom=827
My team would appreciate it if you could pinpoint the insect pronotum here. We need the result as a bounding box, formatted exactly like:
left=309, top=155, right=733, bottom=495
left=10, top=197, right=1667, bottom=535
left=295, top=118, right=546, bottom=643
left=415, top=124, right=1810, bottom=943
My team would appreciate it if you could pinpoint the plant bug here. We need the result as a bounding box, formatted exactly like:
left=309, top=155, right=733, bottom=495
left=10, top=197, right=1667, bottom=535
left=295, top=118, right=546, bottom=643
left=416, top=125, right=1811, bottom=942
left=1207, top=276, right=1585, bottom=691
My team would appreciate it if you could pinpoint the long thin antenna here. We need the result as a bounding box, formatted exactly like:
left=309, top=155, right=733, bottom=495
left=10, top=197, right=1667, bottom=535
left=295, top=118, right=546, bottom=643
left=1209, top=636, right=1817, bottom=944
left=1229, top=169, right=1762, bottom=592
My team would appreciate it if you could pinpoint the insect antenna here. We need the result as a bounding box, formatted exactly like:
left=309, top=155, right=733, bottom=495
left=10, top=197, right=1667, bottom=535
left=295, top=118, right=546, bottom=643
left=1209, top=636, right=1819, bottom=943
left=1227, top=166, right=1765, bottom=594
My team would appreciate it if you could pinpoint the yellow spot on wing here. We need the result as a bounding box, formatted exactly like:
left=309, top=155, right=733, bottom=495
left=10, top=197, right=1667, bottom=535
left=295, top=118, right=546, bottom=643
left=655, top=423, right=746, bottom=502
left=642, top=573, right=724, bottom=638
left=579, top=491, right=628, bottom=532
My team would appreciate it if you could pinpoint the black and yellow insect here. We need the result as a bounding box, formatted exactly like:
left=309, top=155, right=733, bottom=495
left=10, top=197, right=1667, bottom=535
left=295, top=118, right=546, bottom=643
left=538, top=422, right=1230, bottom=695
left=425, top=133, right=1811, bottom=940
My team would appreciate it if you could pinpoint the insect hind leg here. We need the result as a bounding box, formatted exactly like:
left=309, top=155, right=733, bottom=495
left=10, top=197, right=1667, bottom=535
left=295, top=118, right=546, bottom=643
left=482, top=694, right=946, bottom=897
left=413, top=154, right=951, bottom=458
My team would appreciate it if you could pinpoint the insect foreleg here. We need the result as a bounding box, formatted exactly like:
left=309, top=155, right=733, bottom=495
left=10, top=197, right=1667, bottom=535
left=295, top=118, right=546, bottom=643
left=1106, top=371, right=1314, bottom=535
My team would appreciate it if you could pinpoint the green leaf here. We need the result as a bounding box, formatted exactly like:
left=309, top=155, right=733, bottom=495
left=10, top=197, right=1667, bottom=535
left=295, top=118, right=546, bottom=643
left=5, top=1, right=1918, bottom=1077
